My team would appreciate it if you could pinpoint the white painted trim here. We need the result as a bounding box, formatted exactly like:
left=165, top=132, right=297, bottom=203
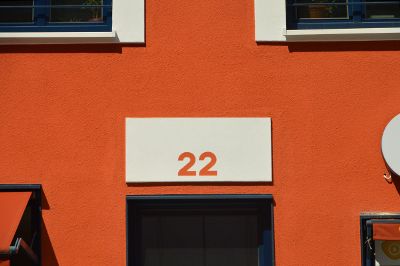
left=113, top=0, right=145, bottom=43
left=0, top=32, right=118, bottom=44
left=0, top=0, right=144, bottom=44
left=254, top=0, right=286, bottom=41
left=285, top=28, right=400, bottom=41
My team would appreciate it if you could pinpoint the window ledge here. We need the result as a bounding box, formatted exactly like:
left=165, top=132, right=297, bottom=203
left=284, top=28, right=400, bottom=42
left=254, top=0, right=400, bottom=42
left=0, top=31, right=121, bottom=44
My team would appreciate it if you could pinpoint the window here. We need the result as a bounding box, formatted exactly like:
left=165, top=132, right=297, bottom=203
left=287, top=0, right=400, bottom=29
left=254, top=0, right=400, bottom=41
left=127, top=195, right=274, bottom=266
left=0, top=0, right=112, bottom=32
left=361, top=213, right=400, bottom=266
left=0, top=0, right=144, bottom=43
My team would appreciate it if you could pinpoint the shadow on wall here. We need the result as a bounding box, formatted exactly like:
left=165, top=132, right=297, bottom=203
left=257, top=41, right=400, bottom=52
left=388, top=172, right=400, bottom=197
left=126, top=181, right=275, bottom=188
left=41, top=191, right=59, bottom=266
left=0, top=43, right=144, bottom=54
left=2, top=41, right=400, bottom=53
left=42, top=222, right=59, bottom=266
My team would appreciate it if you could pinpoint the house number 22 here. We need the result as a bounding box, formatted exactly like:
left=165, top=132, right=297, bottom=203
left=178, top=152, right=218, bottom=176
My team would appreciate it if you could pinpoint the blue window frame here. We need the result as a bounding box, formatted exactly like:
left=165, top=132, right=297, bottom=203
left=360, top=213, right=400, bottom=266
left=0, top=0, right=112, bottom=32
left=287, top=0, right=400, bottom=29
left=126, top=195, right=275, bottom=266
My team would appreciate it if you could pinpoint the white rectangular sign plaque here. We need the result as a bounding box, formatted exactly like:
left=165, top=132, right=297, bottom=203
left=126, top=118, right=272, bottom=182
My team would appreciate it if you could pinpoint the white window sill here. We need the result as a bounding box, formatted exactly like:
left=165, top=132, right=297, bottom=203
left=0, top=31, right=125, bottom=44
left=284, top=28, right=400, bottom=42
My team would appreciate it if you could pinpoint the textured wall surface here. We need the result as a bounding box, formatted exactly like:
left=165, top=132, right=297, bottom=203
left=1, top=0, right=400, bottom=265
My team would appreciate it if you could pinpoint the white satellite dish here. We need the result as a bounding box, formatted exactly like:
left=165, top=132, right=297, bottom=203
left=382, top=114, right=400, bottom=176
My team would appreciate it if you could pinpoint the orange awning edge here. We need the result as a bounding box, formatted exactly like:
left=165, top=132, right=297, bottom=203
left=0, top=192, right=32, bottom=254
left=373, top=223, right=400, bottom=241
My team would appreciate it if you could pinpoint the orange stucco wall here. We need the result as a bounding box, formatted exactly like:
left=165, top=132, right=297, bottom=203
left=1, top=0, right=400, bottom=265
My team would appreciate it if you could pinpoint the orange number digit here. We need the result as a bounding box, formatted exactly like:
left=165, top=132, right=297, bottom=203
left=199, top=152, right=218, bottom=176
left=178, top=152, right=197, bottom=176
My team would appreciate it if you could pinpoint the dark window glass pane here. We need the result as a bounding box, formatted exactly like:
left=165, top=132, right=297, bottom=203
left=141, top=215, right=204, bottom=266
left=366, top=0, right=400, bottom=19
left=141, top=213, right=259, bottom=266
left=204, top=215, right=258, bottom=266
left=295, top=0, right=348, bottom=19
left=0, top=0, right=33, bottom=23
left=50, top=0, right=103, bottom=23
left=375, top=240, right=400, bottom=264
